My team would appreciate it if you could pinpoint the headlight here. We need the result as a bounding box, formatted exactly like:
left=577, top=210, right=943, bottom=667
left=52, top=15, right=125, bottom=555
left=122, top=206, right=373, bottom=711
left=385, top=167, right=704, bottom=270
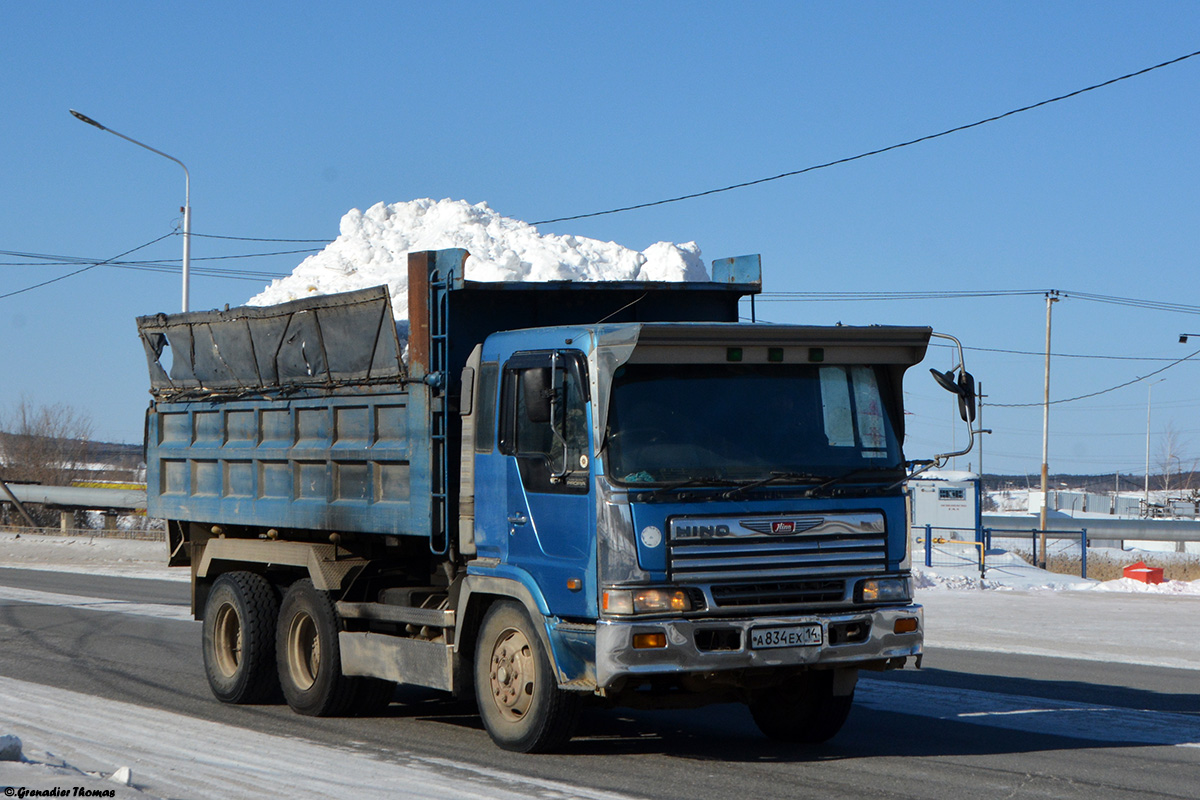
left=855, top=577, right=912, bottom=604
left=602, top=587, right=692, bottom=616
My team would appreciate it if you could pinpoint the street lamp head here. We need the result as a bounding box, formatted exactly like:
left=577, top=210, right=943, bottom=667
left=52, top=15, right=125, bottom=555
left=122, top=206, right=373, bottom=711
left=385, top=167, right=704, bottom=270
left=66, top=107, right=191, bottom=312
left=69, top=109, right=106, bottom=131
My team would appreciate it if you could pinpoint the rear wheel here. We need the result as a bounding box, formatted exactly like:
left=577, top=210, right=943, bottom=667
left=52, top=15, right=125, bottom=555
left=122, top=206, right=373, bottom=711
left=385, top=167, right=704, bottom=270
left=474, top=600, right=580, bottom=753
left=748, top=670, right=854, bottom=743
left=276, top=579, right=357, bottom=716
left=202, top=572, right=280, bottom=704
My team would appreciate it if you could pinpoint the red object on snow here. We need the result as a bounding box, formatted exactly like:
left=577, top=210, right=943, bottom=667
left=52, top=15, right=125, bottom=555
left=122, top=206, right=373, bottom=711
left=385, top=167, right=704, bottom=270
left=1122, top=561, right=1165, bottom=584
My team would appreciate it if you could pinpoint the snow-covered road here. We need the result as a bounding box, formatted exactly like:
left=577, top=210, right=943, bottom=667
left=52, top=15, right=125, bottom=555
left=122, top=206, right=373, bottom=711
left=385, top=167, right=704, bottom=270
left=2, top=532, right=1198, bottom=799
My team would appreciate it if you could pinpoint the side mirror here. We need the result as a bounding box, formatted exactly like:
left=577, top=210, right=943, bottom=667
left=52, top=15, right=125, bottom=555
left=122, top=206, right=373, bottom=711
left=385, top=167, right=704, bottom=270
left=956, top=371, right=976, bottom=423
left=929, top=368, right=976, bottom=423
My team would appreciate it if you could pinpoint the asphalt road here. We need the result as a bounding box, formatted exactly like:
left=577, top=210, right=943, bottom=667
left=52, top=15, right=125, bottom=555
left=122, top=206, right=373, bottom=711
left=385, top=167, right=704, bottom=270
left=1, top=566, right=1198, bottom=800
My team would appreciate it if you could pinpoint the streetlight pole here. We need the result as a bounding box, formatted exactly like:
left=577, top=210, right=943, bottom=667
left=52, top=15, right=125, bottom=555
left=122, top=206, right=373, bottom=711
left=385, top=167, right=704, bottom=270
left=1038, top=291, right=1060, bottom=568
left=70, top=109, right=192, bottom=312
left=1145, top=378, right=1165, bottom=511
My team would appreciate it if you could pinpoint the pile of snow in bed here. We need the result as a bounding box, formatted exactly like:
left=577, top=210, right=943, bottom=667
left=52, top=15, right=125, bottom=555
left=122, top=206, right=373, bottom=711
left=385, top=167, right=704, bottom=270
left=248, top=198, right=708, bottom=323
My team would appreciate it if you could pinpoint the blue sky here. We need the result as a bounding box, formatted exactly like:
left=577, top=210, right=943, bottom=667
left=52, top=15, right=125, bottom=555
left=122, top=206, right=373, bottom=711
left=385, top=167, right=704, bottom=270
left=3, top=3, right=1199, bottom=478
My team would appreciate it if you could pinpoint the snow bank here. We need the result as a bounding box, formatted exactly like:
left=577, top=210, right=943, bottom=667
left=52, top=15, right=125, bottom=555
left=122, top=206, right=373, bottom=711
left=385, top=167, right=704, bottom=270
left=0, top=533, right=184, bottom=582
left=1080, top=576, right=1200, bottom=594
left=915, top=559, right=1200, bottom=594
left=248, top=198, right=709, bottom=323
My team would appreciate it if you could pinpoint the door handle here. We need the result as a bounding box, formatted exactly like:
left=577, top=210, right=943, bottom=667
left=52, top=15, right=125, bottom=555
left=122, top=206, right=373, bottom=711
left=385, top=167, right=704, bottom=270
left=507, top=513, right=528, bottom=525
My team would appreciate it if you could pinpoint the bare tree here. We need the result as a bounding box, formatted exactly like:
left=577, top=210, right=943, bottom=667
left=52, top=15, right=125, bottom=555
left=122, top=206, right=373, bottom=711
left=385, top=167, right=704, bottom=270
left=1156, top=422, right=1197, bottom=494
left=0, top=396, right=95, bottom=487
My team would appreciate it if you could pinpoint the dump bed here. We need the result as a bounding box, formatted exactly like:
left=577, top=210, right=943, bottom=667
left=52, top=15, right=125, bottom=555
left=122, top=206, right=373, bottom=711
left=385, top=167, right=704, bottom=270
left=138, top=248, right=760, bottom=546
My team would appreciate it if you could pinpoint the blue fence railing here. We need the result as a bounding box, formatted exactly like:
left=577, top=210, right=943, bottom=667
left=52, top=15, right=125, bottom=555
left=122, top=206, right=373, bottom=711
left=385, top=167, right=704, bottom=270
left=919, top=525, right=986, bottom=577
left=917, top=525, right=1092, bottom=579
left=984, top=527, right=1089, bottom=579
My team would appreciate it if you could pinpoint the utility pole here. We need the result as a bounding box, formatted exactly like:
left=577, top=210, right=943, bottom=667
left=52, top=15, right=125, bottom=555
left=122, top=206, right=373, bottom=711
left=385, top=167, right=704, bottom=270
left=1145, top=379, right=1165, bottom=513
left=977, top=382, right=987, bottom=476
left=1038, top=291, right=1060, bottom=569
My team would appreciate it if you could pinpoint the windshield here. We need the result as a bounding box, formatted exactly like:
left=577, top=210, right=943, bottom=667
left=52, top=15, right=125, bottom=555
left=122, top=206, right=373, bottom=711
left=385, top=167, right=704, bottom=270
left=606, top=362, right=903, bottom=485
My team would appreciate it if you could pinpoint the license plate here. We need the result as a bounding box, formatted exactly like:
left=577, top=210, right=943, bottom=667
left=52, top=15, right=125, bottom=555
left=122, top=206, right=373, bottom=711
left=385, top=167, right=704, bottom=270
left=750, top=624, right=823, bottom=649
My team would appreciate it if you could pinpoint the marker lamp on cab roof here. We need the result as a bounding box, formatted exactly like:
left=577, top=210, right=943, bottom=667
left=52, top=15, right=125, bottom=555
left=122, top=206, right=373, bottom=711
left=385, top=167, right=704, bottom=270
left=602, top=587, right=691, bottom=616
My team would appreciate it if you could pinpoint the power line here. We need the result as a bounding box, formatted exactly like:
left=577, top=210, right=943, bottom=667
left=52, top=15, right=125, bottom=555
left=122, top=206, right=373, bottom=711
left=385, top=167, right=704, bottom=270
left=990, top=346, right=1200, bottom=408
left=758, top=288, right=1200, bottom=315
left=929, top=341, right=1183, bottom=363
left=0, top=233, right=176, bottom=301
left=760, top=289, right=1047, bottom=302
left=0, top=246, right=313, bottom=267
left=1061, top=291, right=1200, bottom=315
left=532, top=47, right=1200, bottom=225
left=0, top=244, right=303, bottom=284
left=188, top=231, right=332, bottom=244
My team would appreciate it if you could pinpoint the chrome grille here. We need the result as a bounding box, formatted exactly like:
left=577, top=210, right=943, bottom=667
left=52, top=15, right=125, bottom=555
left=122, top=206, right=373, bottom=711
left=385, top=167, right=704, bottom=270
left=668, top=512, right=887, bottom=583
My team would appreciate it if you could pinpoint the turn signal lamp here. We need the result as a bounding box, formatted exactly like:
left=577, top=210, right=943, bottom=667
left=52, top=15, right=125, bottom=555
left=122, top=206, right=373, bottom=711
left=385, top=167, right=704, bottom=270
left=632, top=633, right=667, bottom=649
left=894, top=617, right=919, bottom=634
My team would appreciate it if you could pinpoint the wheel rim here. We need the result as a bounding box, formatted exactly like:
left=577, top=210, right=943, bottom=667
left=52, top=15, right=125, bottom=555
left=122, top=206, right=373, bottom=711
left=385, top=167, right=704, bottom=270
left=212, top=601, right=242, bottom=678
left=286, top=610, right=320, bottom=691
left=488, top=626, right=535, bottom=722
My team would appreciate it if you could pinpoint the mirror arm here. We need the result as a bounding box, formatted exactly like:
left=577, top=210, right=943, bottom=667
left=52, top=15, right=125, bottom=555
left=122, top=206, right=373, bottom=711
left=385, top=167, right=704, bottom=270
left=927, top=331, right=975, bottom=466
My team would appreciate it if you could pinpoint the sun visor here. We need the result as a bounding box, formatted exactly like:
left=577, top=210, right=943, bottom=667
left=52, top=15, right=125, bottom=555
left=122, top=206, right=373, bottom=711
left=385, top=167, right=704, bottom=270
left=591, top=323, right=643, bottom=449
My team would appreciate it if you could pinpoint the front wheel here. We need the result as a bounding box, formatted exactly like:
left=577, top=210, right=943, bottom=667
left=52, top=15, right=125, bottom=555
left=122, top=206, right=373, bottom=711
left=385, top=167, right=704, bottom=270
left=202, top=571, right=280, bottom=704
left=276, top=579, right=358, bottom=717
left=748, top=670, right=854, bottom=743
left=474, top=601, right=580, bottom=753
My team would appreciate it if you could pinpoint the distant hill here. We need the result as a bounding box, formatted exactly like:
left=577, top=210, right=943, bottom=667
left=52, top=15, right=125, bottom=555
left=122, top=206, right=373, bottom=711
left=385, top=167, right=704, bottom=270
left=981, top=473, right=1194, bottom=495
left=89, top=440, right=144, bottom=468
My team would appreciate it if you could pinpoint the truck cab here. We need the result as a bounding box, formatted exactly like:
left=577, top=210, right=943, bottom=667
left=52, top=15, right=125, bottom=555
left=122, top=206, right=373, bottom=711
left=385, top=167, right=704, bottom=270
left=464, top=321, right=929, bottom=707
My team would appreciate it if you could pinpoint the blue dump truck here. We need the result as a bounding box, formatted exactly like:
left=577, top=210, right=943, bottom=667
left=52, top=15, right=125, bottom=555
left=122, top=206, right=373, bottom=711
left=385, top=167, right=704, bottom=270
left=137, top=248, right=976, bottom=752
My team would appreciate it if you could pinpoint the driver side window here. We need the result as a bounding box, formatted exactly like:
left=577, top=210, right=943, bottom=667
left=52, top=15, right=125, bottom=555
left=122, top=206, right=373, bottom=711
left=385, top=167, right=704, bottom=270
left=498, top=352, right=589, bottom=495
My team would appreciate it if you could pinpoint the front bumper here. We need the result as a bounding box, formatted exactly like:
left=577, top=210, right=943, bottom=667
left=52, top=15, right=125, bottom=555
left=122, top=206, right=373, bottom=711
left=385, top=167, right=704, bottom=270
left=594, top=604, right=922, bottom=690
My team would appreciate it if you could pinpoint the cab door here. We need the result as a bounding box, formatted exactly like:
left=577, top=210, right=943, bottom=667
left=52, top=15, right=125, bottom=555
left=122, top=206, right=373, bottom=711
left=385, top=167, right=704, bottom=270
left=496, top=351, right=594, bottom=618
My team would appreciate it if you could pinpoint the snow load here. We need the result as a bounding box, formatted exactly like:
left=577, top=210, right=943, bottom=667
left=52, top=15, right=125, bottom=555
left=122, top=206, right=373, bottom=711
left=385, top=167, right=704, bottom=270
left=248, top=198, right=709, bottom=322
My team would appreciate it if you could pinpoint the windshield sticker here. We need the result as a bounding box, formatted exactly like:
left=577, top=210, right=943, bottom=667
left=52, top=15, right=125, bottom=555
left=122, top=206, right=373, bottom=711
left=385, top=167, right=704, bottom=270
left=851, top=366, right=887, bottom=450
left=819, top=367, right=855, bottom=447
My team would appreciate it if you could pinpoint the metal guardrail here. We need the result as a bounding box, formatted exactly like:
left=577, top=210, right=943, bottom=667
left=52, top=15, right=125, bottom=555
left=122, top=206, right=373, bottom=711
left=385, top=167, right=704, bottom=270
left=0, top=525, right=165, bottom=542
left=918, top=524, right=986, bottom=577
left=916, top=524, right=1093, bottom=579
left=981, top=514, right=1200, bottom=544
left=985, top=527, right=1090, bottom=579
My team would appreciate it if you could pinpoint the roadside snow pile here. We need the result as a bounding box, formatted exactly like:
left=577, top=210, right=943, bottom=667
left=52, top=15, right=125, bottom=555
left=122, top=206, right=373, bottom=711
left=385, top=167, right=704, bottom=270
left=0, top=533, right=181, bottom=582
left=1080, top=577, right=1200, bottom=594
left=0, top=734, right=151, bottom=798
left=912, top=569, right=1012, bottom=592
left=248, top=198, right=708, bottom=321
left=915, top=556, right=1200, bottom=594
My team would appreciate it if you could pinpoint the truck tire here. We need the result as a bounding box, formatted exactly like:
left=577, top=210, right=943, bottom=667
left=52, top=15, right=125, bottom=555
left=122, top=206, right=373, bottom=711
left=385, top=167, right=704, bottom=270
left=474, top=600, right=580, bottom=753
left=276, top=579, right=357, bottom=717
left=748, top=671, right=854, bottom=744
left=202, top=571, right=281, bottom=704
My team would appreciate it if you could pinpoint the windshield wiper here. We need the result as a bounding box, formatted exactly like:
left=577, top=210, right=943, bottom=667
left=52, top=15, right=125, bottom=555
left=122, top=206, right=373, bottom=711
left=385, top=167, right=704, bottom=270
left=644, top=476, right=742, bottom=501
left=720, top=472, right=828, bottom=499
left=801, top=466, right=905, bottom=497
